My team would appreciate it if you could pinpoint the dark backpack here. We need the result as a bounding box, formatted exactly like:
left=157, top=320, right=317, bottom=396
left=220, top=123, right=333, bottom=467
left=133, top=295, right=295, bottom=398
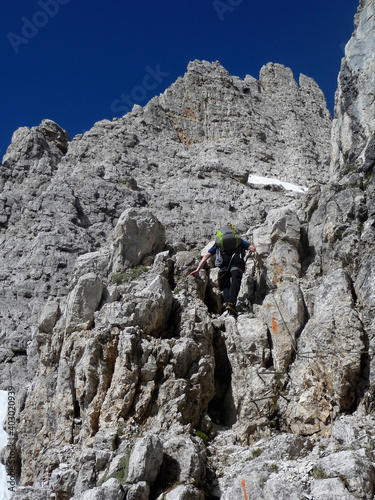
left=215, top=224, right=240, bottom=252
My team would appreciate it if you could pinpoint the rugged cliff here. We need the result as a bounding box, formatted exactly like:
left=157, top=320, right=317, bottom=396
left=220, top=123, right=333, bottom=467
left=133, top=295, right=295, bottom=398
left=1, top=1, right=375, bottom=498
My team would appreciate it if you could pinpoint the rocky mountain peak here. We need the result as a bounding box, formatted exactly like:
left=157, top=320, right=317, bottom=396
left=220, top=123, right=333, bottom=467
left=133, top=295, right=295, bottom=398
left=2, top=1, right=375, bottom=498
left=1, top=119, right=70, bottom=187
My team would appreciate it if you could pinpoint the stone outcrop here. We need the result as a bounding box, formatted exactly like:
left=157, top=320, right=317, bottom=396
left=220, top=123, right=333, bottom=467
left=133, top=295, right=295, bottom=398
left=3, top=1, right=375, bottom=498
left=331, top=0, right=375, bottom=177
left=0, top=55, right=332, bottom=394
left=210, top=414, right=375, bottom=500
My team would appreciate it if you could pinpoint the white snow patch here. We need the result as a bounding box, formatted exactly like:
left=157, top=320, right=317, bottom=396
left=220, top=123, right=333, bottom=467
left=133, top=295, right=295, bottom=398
left=247, top=175, right=308, bottom=193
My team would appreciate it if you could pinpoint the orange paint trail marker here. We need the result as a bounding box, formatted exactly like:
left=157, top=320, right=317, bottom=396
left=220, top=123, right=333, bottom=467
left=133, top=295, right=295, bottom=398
left=241, top=479, right=248, bottom=500
left=272, top=317, right=278, bottom=333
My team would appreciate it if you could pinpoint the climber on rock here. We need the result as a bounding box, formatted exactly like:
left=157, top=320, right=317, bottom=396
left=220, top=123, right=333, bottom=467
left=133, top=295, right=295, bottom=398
left=190, top=224, right=256, bottom=317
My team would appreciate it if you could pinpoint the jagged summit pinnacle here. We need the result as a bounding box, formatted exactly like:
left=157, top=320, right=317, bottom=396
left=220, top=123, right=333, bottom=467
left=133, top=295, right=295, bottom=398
left=4, top=2, right=375, bottom=494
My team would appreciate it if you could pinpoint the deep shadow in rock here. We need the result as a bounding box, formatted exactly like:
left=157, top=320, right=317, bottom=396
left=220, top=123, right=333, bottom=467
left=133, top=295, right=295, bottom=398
left=352, top=327, right=371, bottom=412
left=161, top=297, right=183, bottom=339
left=151, top=453, right=181, bottom=500
left=204, top=282, right=223, bottom=315
left=300, top=225, right=317, bottom=276
left=208, top=329, right=237, bottom=427
left=252, top=265, right=270, bottom=306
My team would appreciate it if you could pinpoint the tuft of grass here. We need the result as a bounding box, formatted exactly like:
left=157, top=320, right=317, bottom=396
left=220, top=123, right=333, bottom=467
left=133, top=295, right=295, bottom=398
left=112, top=272, right=128, bottom=285
left=312, top=466, right=328, bottom=480
left=98, top=452, right=131, bottom=486
left=251, top=448, right=263, bottom=458
left=194, top=430, right=208, bottom=443
left=112, top=265, right=149, bottom=284
left=111, top=455, right=130, bottom=484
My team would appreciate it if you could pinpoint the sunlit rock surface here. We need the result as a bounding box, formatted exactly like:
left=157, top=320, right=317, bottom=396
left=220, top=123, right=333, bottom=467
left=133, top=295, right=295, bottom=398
left=3, top=1, right=375, bottom=498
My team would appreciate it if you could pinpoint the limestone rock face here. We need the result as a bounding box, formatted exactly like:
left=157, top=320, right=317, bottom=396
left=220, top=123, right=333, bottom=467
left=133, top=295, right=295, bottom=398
left=113, top=208, right=165, bottom=270
left=260, top=281, right=305, bottom=372
left=126, top=435, right=163, bottom=484
left=0, top=57, right=331, bottom=394
left=282, top=269, right=365, bottom=435
left=65, top=273, right=103, bottom=333
left=2, top=119, right=70, bottom=172
left=331, top=0, right=375, bottom=177
left=211, top=416, right=375, bottom=500
left=3, top=2, right=375, bottom=497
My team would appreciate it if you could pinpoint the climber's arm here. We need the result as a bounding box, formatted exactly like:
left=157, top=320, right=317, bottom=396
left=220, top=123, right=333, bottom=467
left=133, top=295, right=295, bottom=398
left=189, top=252, right=212, bottom=277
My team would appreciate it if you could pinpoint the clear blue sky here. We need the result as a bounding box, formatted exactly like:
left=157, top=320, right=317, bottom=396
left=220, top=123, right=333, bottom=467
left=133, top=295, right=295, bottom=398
left=0, top=0, right=359, bottom=159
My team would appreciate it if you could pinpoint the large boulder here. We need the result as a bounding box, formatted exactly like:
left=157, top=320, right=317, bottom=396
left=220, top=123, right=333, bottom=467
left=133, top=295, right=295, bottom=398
left=260, top=282, right=305, bottom=372
left=127, top=435, right=164, bottom=485
left=65, top=273, right=103, bottom=333
left=282, top=269, right=365, bottom=435
left=113, top=208, right=165, bottom=271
